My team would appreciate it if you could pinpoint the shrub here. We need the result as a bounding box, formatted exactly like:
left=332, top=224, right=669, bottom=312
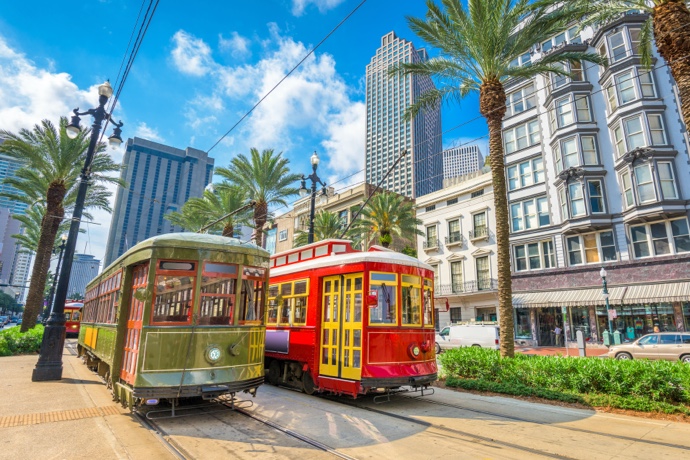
left=439, top=347, right=690, bottom=412
left=0, top=325, right=44, bottom=356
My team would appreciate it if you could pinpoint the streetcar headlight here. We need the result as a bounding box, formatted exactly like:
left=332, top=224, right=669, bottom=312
left=408, top=343, right=421, bottom=359
left=205, top=346, right=222, bottom=364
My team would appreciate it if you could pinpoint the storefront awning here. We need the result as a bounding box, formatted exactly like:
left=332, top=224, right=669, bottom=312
left=621, top=281, right=690, bottom=304
left=512, top=286, right=627, bottom=308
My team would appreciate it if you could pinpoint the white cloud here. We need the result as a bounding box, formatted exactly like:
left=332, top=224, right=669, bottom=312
left=134, top=122, right=163, bottom=142
left=171, top=30, right=214, bottom=76
left=291, top=0, right=345, bottom=16
left=321, top=101, right=365, bottom=185
left=219, top=32, right=251, bottom=59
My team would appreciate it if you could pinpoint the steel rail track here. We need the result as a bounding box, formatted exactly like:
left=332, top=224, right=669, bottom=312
left=133, top=411, right=191, bottom=460
left=218, top=399, right=360, bottom=460
left=395, top=393, right=690, bottom=452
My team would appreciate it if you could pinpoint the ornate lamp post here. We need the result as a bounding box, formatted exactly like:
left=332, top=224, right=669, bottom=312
left=298, top=151, right=327, bottom=244
left=45, top=234, right=68, bottom=317
left=32, top=81, right=123, bottom=381
left=600, top=267, right=614, bottom=344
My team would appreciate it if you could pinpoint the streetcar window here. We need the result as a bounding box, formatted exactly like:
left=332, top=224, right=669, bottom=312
left=240, top=279, right=264, bottom=325
left=402, top=275, right=422, bottom=326
left=268, top=279, right=309, bottom=326
left=199, top=276, right=236, bottom=325
left=423, top=279, right=434, bottom=328
left=369, top=273, right=397, bottom=325
left=152, top=275, right=195, bottom=324
left=205, top=263, right=237, bottom=275
left=73, top=311, right=81, bottom=322
left=64, top=312, right=71, bottom=321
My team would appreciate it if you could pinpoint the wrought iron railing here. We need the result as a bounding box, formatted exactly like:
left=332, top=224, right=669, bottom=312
left=423, top=238, right=439, bottom=249
left=445, top=233, right=464, bottom=246
left=434, top=278, right=498, bottom=295
left=469, top=226, right=488, bottom=240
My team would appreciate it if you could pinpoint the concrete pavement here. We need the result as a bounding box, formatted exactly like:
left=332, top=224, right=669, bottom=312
left=0, top=343, right=176, bottom=460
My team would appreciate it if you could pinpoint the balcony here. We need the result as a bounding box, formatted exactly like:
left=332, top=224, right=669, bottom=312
left=445, top=232, right=464, bottom=248
left=423, top=238, right=439, bottom=251
left=469, top=226, right=489, bottom=242
left=434, top=278, right=498, bottom=296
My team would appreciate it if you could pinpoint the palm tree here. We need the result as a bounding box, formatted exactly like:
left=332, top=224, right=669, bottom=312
left=216, top=148, right=301, bottom=247
left=166, top=184, right=249, bottom=237
left=350, top=191, right=422, bottom=249
left=393, top=0, right=604, bottom=357
left=0, top=118, right=121, bottom=331
left=561, top=0, right=690, bottom=129
left=294, top=210, right=345, bottom=247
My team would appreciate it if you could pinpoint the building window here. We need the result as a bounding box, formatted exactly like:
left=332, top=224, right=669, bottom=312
left=510, top=196, right=549, bottom=232
left=542, top=26, right=581, bottom=53
left=425, top=205, right=436, bottom=212
left=504, top=119, right=540, bottom=154
left=514, top=240, right=555, bottom=272
left=634, top=163, right=656, bottom=203
left=450, top=261, right=463, bottom=293
left=631, top=218, right=690, bottom=258
left=471, top=189, right=484, bottom=198
left=603, top=27, right=640, bottom=63
left=476, top=256, right=491, bottom=290
left=447, top=197, right=458, bottom=205
left=447, top=219, right=461, bottom=244
left=506, top=84, right=536, bottom=117
left=551, top=61, right=584, bottom=89
left=507, top=157, right=544, bottom=191
left=568, top=183, right=586, bottom=217
left=658, top=162, right=678, bottom=200
left=621, top=170, right=634, bottom=208
left=588, top=180, right=606, bottom=213
left=550, top=95, right=591, bottom=131
left=472, top=211, right=488, bottom=238
left=566, top=231, right=617, bottom=266
left=425, top=225, right=438, bottom=248
left=621, top=161, right=679, bottom=208
left=509, top=52, right=532, bottom=68
left=278, top=230, right=288, bottom=241
left=612, top=113, right=667, bottom=157
left=608, top=68, right=656, bottom=113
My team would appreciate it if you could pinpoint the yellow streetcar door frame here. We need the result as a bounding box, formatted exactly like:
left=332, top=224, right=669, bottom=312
left=319, top=274, right=363, bottom=380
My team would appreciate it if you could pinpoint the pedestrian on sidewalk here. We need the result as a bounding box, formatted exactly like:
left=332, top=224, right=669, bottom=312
left=553, top=326, right=562, bottom=346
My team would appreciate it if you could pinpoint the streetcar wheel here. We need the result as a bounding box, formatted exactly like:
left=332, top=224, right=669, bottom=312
left=302, top=371, right=316, bottom=395
left=435, top=342, right=441, bottom=354
left=267, top=360, right=281, bottom=385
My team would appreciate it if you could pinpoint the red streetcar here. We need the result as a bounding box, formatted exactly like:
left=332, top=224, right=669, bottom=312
left=64, top=301, right=83, bottom=337
left=265, top=239, right=437, bottom=398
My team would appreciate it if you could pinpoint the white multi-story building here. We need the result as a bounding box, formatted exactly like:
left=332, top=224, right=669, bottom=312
left=365, top=31, right=442, bottom=199
left=416, top=169, right=498, bottom=329
left=504, top=12, right=690, bottom=347
left=443, top=145, right=483, bottom=180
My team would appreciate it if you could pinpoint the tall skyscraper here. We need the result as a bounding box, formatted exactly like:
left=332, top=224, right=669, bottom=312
left=0, top=140, right=31, bottom=302
left=103, top=137, right=214, bottom=266
left=66, top=254, right=100, bottom=298
left=443, top=145, right=483, bottom=180
left=365, top=31, right=442, bottom=199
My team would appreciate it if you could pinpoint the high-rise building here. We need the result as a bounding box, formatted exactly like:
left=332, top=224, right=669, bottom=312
left=365, top=31, right=442, bottom=198
left=103, top=137, right=214, bottom=266
left=66, top=253, right=100, bottom=298
left=443, top=145, right=483, bottom=180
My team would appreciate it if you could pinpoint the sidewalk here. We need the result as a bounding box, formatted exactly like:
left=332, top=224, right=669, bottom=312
left=0, top=342, right=176, bottom=460
left=516, top=346, right=609, bottom=357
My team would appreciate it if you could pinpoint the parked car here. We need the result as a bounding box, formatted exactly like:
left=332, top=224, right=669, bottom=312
left=16, top=318, right=22, bottom=325
left=608, top=332, right=690, bottom=363
left=9, top=316, right=18, bottom=323
left=0, top=316, right=8, bottom=326
left=435, top=323, right=500, bottom=353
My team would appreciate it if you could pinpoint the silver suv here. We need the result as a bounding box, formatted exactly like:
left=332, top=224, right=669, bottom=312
left=608, top=332, right=690, bottom=363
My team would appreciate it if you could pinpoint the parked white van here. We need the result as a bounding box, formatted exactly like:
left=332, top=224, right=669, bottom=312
left=435, top=323, right=500, bottom=353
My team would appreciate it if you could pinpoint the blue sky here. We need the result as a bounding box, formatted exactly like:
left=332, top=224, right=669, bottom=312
left=0, top=0, right=487, bottom=264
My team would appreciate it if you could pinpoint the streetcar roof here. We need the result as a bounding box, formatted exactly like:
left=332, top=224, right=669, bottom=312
left=270, top=244, right=434, bottom=277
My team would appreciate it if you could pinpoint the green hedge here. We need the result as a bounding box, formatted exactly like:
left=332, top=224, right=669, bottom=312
left=0, top=325, right=44, bottom=356
left=439, top=347, right=690, bottom=413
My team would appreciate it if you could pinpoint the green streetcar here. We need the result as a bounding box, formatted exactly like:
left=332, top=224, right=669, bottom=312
left=77, top=233, right=269, bottom=410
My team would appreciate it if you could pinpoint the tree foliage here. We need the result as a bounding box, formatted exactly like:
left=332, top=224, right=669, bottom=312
left=349, top=191, right=422, bottom=248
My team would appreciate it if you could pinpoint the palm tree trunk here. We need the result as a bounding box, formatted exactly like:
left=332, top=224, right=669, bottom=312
left=253, top=201, right=268, bottom=247
left=480, top=78, right=514, bottom=358
left=653, top=0, right=690, bottom=130
left=21, top=185, right=65, bottom=332
left=222, top=223, right=234, bottom=238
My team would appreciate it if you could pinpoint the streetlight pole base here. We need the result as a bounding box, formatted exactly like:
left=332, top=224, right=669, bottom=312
left=31, top=317, right=66, bottom=381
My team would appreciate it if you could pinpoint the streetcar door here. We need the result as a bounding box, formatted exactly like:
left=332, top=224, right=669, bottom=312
left=340, top=274, right=363, bottom=381
left=320, top=274, right=363, bottom=380
left=320, top=276, right=340, bottom=377
left=121, top=264, right=147, bottom=385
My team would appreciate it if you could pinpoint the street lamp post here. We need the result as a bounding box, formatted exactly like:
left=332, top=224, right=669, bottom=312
left=45, top=234, right=68, bottom=317
left=32, top=81, right=123, bottom=382
left=600, top=267, right=614, bottom=343
left=298, top=151, right=327, bottom=244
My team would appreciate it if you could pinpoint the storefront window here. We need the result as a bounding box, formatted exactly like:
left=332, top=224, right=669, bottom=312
left=597, top=303, right=681, bottom=342
left=569, top=306, right=590, bottom=340
left=515, top=308, right=532, bottom=338
left=684, top=302, right=690, bottom=332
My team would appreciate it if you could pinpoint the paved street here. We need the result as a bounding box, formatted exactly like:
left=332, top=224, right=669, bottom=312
left=3, top=341, right=689, bottom=460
